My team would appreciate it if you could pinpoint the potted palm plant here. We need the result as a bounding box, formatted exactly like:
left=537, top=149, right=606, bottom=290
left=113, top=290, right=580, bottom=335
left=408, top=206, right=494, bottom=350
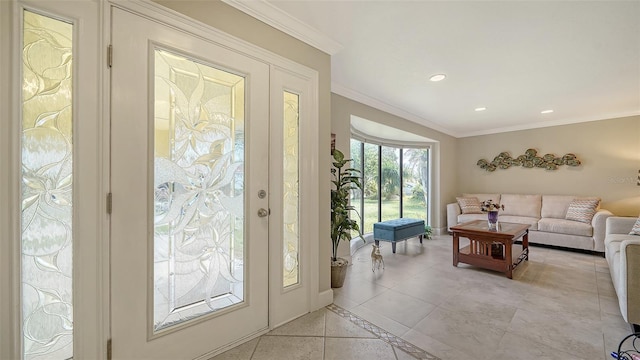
left=330, top=149, right=363, bottom=288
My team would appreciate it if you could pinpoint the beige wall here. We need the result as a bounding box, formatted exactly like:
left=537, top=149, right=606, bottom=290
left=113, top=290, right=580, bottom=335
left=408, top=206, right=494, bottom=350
left=457, top=116, right=640, bottom=216
left=331, top=94, right=458, bottom=231
left=153, top=1, right=334, bottom=290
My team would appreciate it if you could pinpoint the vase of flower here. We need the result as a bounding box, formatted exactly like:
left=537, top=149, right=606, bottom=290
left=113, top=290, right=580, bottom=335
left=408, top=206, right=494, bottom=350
left=481, top=200, right=504, bottom=229
left=487, top=210, right=499, bottom=229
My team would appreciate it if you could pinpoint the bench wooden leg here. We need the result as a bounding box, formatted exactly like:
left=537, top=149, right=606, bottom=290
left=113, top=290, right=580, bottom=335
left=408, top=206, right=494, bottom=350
left=375, top=240, right=380, bottom=247
left=392, top=242, right=396, bottom=253
left=419, top=234, right=423, bottom=244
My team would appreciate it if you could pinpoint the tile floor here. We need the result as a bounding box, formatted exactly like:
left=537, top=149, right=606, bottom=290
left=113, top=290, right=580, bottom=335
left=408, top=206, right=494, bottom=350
left=212, top=235, right=633, bottom=360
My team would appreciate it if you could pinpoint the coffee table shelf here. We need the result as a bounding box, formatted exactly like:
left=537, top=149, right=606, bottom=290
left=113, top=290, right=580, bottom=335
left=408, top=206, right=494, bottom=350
left=451, top=220, right=530, bottom=279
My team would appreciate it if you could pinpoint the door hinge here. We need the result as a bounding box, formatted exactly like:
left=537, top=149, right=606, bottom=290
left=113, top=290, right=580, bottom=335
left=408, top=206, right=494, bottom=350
left=107, top=338, right=112, bottom=360
left=107, top=45, right=113, bottom=68
left=106, top=192, right=113, bottom=214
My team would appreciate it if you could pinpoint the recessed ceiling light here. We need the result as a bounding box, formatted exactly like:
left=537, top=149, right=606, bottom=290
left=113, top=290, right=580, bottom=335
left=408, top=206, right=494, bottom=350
left=475, top=107, right=487, bottom=112
left=429, top=74, right=446, bottom=82
left=541, top=110, right=554, bottom=114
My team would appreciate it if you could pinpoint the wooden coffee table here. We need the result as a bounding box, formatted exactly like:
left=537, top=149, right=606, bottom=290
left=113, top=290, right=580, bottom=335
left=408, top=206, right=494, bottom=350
left=450, top=220, right=530, bottom=279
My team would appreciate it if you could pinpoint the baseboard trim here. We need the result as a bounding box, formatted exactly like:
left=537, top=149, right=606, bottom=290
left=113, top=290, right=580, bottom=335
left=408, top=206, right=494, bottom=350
left=433, top=226, right=447, bottom=236
left=315, top=289, right=333, bottom=310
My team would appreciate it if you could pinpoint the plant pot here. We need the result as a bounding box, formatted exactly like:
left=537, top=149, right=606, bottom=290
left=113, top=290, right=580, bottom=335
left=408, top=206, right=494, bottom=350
left=330, top=258, right=348, bottom=288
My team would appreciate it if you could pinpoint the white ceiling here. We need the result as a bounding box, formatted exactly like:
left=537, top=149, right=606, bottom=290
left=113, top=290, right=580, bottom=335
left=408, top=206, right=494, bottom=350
left=225, top=1, right=640, bottom=138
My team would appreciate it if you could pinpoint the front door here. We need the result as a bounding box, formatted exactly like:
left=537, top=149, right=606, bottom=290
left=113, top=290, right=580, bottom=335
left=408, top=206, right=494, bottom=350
left=110, top=7, right=269, bottom=358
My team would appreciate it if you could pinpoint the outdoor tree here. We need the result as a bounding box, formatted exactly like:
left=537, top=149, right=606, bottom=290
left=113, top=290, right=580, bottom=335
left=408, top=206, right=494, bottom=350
left=381, top=147, right=399, bottom=200
left=403, top=148, right=429, bottom=211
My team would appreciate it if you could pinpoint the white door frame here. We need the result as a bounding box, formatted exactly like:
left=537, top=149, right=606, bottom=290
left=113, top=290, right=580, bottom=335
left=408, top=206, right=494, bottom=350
left=104, top=0, right=322, bottom=355
left=106, top=0, right=322, bottom=317
left=0, top=1, right=14, bottom=357
left=0, top=1, right=106, bottom=359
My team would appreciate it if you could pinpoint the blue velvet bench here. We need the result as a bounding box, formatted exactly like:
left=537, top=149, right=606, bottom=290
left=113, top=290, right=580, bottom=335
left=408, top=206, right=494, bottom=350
left=373, top=218, right=425, bottom=253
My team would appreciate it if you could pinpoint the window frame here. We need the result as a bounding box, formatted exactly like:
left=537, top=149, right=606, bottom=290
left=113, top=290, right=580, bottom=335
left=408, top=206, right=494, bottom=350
left=349, top=135, right=432, bottom=237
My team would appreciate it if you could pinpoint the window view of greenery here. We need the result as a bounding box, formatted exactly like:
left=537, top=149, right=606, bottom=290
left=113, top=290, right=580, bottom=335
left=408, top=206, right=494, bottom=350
left=381, top=146, right=400, bottom=221
left=349, top=139, right=429, bottom=239
left=362, top=142, right=379, bottom=234
left=402, top=148, right=429, bottom=220
left=349, top=140, right=363, bottom=238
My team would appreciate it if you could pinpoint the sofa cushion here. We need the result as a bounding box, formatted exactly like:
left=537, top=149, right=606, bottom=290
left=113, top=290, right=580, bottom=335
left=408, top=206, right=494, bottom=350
left=538, top=218, right=593, bottom=237
left=630, top=216, right=640, bottom=236
left=498, top=215, right=539, bottom=230
left=541, top=195, right=575, bottom=219
left=529, top=231, right=594, bottom=251
left=500, top=194, right=541, bottom=218
left=463, top=193, right=501, bottom=206
left=565, top=197, right=600, bottom=224
left=456, top=197, right=482, bottom=214
left=458, top=213, right=487, bottom=224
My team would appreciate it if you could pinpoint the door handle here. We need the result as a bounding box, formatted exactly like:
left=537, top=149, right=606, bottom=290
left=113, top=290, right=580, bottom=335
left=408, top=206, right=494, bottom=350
left=258, top=208, right=269, bottom=217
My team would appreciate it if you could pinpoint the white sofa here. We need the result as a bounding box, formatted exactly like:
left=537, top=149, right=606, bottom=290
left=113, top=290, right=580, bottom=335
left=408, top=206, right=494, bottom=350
left=604, top=217, right=640, bottom=328
left=447, top=193, right=613, bottom=253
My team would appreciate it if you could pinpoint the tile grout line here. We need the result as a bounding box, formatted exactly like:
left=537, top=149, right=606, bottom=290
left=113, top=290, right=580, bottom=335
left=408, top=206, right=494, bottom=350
left=248, top=335, right=262, bottom=360
left=391, top=344, right=400, bottom=360
left=325, top=303, right=441, bottom=360
left=323, top=308, right=327, bottom=360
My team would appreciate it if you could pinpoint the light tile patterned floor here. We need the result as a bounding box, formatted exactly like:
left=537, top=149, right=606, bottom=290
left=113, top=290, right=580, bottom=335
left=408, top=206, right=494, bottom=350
left=212, top=235, right=633, bottom=360
left=326, top=304, right=438, bottom=359
left=210, top=304, right=430, bottom=360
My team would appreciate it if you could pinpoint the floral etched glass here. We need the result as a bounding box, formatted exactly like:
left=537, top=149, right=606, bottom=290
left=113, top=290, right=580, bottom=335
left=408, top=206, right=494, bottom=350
left=153, top=49, right=245, bottom=331
left=283, top=91, right=299, bottom=288
left=21, top=10, right=74, bottom=360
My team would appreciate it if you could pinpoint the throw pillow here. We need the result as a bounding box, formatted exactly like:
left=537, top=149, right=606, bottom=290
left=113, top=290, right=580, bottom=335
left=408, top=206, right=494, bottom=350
left=565, top=197, right=600, bottom=224
left=456, top=197, right=482, bottom=214
left=630, top=216, right=640, bottom=236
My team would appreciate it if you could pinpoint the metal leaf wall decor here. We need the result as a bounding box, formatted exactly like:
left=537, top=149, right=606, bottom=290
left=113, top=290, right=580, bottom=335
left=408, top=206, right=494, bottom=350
left=477, top=149, right=581, bottom=172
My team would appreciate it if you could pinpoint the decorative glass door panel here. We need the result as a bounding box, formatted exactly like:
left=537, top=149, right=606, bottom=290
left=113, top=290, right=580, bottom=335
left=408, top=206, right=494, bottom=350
left=21, top=10, right=73, bottom=360
left=153, top=49, right=246, bottom=332
left=110, top=6, right=317, bottom=356
left=268, top=67, right=313, bottom=327
left=111, top=9, right=268, bottom=357
left=282, top=91, right=299, bottom=288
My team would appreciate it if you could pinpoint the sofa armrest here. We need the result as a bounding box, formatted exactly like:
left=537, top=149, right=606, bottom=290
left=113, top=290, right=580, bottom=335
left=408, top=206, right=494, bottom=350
left=446, top=203, right=461, bottom=232
left=606, top=216, right=637, bottom=235
left=619, top=239, right=640, bottom=324
left=592, top=209, right=613, bottom=252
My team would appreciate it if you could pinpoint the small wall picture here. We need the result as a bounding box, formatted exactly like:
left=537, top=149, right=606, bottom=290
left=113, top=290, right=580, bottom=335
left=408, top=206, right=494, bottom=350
left=331, top=133, right=336, bottom=154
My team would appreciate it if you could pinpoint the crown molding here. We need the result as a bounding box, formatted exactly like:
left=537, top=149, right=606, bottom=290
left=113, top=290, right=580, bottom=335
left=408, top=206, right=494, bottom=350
left=331, top=82, right=457, bottom=138
left=334, top=81, right=640, bottom=139
left=221, top=0, right=343, bottom=55
left=457, top=110, right=640, bottom=138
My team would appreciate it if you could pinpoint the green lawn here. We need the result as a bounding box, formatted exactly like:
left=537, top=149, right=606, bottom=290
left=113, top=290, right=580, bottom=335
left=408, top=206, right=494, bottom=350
left=353, top=197, right=427, bottom=235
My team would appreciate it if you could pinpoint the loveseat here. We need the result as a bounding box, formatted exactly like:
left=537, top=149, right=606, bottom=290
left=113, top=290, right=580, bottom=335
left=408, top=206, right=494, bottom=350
left=604, top=216, right=640, bottom=329
left=447, top=194, right=613, bottom=253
